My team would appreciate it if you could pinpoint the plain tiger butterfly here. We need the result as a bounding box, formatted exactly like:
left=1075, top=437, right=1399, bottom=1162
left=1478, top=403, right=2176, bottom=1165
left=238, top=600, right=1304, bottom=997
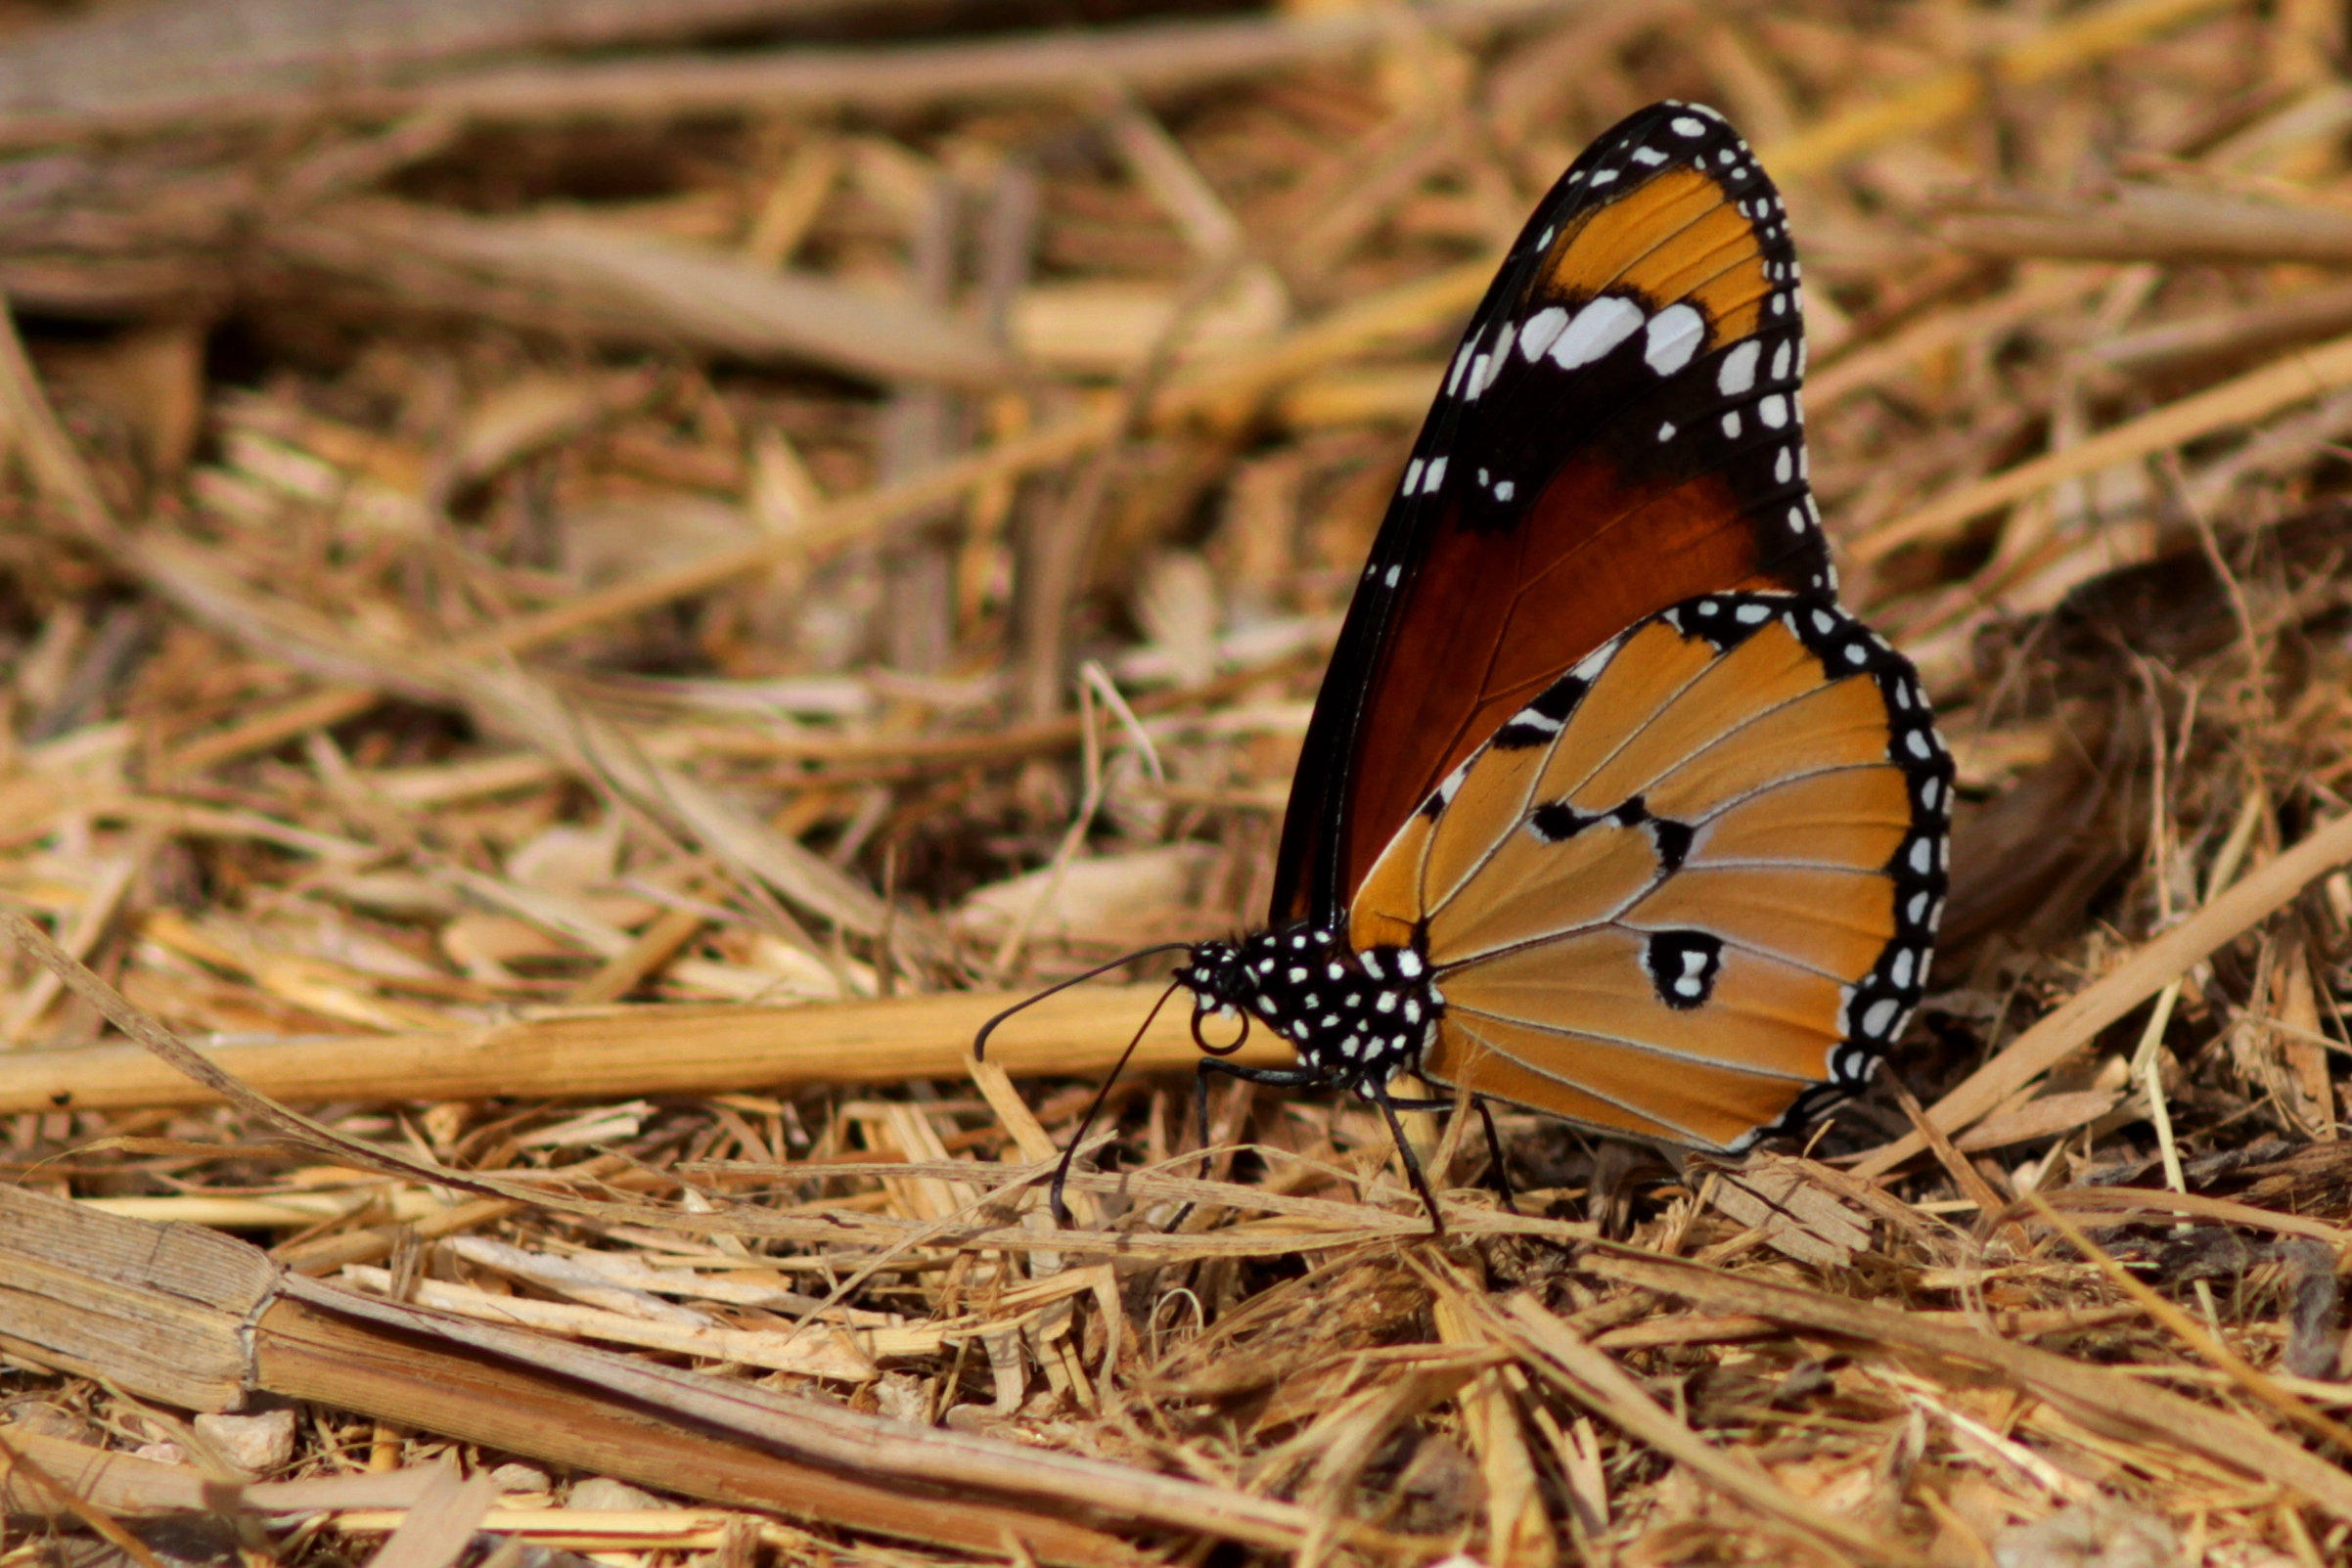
left=980, top=101, right=1953, bottom=1229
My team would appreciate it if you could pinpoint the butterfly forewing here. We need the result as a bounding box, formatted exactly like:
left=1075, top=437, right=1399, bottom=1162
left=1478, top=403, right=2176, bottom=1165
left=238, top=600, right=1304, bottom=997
left=1275, top=101, right=1830, bottom=929
left=1370, top=592, right=1951, bottom=1150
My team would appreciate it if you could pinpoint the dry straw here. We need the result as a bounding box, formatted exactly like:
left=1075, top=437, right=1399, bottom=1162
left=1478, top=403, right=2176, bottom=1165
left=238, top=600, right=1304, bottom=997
left=6, top=0, right=2352, bottom=1562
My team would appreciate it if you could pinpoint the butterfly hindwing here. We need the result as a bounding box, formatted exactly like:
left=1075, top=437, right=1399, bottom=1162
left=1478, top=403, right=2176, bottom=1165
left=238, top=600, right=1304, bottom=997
left=1348, top=591, right=1952, bottom=1150
left=1274, top=101, right=1832, bottom=929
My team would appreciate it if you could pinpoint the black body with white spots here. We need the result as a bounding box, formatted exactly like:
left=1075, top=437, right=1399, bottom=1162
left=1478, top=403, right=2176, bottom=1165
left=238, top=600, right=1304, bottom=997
left=1176, top=927, right=1441, bottom=1090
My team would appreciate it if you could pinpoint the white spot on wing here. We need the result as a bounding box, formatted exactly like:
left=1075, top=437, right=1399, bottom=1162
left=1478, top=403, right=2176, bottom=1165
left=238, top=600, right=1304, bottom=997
left=1571, top=641, right=1618, bottom=683
left=1553, top=296, right=1646, bottom=369
left=1518, top=305, right=1568, bottom=362
left=1644, top=302, right=1705, bottom=376
left=1489, top=322, right=1516, bottom=377
left=1716, top=339, right=1761, bottom=396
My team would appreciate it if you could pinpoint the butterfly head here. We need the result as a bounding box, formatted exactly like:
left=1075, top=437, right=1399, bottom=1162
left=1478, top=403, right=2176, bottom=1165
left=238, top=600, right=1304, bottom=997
left=1172, top=928, right=1324, bottom=1048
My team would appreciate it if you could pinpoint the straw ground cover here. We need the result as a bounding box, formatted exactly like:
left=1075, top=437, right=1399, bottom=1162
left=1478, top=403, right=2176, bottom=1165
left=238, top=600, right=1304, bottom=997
left=11, top=0, right=2352, bottom=1562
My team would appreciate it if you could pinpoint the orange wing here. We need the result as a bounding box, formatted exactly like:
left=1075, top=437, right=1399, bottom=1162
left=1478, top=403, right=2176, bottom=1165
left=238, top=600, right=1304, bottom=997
left=1351, top=592, right=1951, bottom=1151
left=1274, top=101, right=1830, bottom=928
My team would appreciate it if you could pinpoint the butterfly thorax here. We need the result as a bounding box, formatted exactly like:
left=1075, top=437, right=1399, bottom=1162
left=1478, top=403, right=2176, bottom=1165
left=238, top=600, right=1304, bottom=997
left=1176, top=924, right=1444, bottom=1088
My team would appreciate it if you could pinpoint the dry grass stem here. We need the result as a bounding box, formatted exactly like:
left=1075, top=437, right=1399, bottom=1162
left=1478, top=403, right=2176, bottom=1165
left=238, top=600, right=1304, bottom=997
left=4, top=0, right=2352, bottom=1561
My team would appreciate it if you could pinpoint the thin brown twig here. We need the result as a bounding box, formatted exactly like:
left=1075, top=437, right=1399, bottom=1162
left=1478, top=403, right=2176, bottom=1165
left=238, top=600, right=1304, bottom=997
left=2016, top=1189, right=2352, bottom=1456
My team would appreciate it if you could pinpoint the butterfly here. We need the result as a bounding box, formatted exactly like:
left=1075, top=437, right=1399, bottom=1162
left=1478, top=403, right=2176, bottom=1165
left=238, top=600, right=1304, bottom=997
left=982, top=101, right=1953, bottom=1229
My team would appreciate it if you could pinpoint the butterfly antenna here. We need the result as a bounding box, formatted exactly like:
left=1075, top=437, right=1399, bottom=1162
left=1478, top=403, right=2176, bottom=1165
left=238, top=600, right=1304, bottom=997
left=1049, top=977, right=1188, bottom=1227
left=972, top=942, right=1195, bottom=1060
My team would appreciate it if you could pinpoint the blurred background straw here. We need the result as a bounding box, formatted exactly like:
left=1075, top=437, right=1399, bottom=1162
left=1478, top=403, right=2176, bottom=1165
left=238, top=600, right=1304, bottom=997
left=9, top=0, right=2352, bottom=1562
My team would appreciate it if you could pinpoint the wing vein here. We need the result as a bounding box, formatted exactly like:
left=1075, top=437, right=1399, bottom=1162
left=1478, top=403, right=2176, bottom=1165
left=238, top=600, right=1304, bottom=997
left=1444, top=1008, right=1820, bottom=1081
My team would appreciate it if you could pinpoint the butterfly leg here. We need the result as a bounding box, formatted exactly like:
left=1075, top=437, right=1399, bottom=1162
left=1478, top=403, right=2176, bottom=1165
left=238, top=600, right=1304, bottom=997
left=1176, top=1057, right=1333, bottom=1232
left=1362, top=1078, right=1446, bottom=1238
left=1475, top=1098, right=1521, bottom=1215
left=1355, top=1091, right=1515, bottom=1216
left=1193, top=1056, right=1328, bottom=1173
